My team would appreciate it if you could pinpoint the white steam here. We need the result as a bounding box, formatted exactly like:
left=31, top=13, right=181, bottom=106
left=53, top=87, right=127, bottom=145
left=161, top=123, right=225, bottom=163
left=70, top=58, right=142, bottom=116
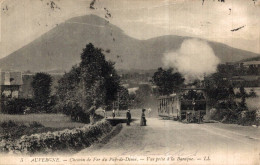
left=162, top=39, right=220, bottom=82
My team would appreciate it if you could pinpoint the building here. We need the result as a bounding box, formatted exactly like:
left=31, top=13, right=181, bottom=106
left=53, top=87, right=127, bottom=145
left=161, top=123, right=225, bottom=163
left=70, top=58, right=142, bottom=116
left=242, top=61, right=260, bottom=68
left=20, top=73, right=64, bottom=99
left=0, top=71, right=23, bottom=99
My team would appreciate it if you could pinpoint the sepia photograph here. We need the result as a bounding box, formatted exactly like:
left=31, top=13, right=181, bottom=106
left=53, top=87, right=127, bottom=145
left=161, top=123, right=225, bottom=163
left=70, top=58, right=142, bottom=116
left=0, top=0, right=260, bottom=164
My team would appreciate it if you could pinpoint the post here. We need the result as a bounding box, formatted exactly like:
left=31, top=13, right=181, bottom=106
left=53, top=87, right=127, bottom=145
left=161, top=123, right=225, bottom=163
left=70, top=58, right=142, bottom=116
left=117, top=91, right=120, bottom=115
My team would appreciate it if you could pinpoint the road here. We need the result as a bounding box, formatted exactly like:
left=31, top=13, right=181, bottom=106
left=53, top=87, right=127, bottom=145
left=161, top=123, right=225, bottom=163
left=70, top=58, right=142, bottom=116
left=78, top=118, right=260, bottom=164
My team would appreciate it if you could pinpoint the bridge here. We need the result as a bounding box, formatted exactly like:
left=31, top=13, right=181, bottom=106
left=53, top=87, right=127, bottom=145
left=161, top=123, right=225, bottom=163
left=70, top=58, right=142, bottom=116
left=105, top=117, right=134, bottom=126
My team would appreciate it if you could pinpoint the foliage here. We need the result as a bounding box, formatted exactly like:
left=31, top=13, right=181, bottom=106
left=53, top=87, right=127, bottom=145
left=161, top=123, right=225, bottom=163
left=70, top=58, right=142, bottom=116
left=152, top=67, right=185, bottom=95
left=29, top=121, right=44, bottom=128
left=216, top=63, right=257, bottom=77
left=248, top=65, right=259, bottom=75
left=182, top=90, right=205, bottom=100
left=0, top=120, right=60, bottom=141
left=238, top=111, right=257, bottom=126
left=56, top=43, right=120, bottom=120
left=56, top=66, right=82, bottom=114
left=248, top=88, right=257, bottom=97
left=211, top=107, right=258, bottom=126
left=79, top=43, right=120, bottom=108
left=128, top=84, right=158, bottom=109
left=118, top=87, right=129, bottom=110
left=31, top=73, right=52, bottom=111
left=205, top=68, right=258, bottom=124
left=133, top=84, right=152, bottom=107
left=1, top=98, right=35, bottom=114
left=0, top=120, right=18, bottom=128
left=0, top=120, right=112, bottom=154
left=205, top=70, right=236, bottom=108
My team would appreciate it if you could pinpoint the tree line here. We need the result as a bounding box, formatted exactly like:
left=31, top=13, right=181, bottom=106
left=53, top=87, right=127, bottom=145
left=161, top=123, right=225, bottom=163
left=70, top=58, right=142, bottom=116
left=1, top=43, right=122, bottom=123
left=1, top=43, right=258, bottom=126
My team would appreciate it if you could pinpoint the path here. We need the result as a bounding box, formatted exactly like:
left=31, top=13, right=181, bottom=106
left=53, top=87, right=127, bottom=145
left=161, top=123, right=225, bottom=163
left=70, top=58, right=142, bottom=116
left=78, top=118, right=260, bottom=164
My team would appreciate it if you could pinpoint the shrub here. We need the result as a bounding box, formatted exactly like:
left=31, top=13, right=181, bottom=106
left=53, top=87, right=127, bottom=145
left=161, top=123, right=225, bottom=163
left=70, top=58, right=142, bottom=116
left=31, top=73, right=52, bottom=112
left=70, top=110, right=91, bottom=123
left=248, top=88, right=257, bottom=98
left=211, top=108, right=239, bottom=124
left=0, top=120, right=113, bottom=154
left=238, top=110, right=257, bottom=126
left=0, top=120, right=18, bottom=128
left=2, top=98, right=35, bottom=114
left=29, top=122, right=44, bottom=128
left=0, top=120, right=27, bottom=141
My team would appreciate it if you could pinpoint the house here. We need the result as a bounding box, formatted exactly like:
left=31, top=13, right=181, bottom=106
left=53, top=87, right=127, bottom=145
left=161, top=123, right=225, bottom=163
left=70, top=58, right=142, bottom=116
left=242, top=61, right=260, bottom=68
left=0, top=71, right=23, bottom=99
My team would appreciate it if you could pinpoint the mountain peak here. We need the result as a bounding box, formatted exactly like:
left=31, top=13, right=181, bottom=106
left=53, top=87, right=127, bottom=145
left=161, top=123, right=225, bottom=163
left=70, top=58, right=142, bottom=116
left=0, top=14, right=259, bottom=72
left=67, top=14, right=110, bottom=26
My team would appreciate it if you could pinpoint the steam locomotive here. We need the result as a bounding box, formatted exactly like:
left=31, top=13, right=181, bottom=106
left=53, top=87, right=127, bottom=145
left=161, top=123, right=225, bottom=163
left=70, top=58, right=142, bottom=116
left=157, top=88, right=207, bottom=123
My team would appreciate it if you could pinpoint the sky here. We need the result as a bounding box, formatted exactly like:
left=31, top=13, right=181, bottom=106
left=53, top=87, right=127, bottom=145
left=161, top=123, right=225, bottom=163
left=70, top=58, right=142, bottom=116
left=0, top=0, right=259, bottom=59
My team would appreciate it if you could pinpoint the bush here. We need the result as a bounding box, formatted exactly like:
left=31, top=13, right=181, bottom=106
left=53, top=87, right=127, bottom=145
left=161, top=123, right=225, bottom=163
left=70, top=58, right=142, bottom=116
left=238, top=110, right=257, bottom=126
left=0, top=120, right=18, bottom=129
left=0, top=120, right=27, bottom=141
left=31, top=73, right=52, bottom=112
left=0, top=120, right=113, bottom=154
left=211, top=108, right=239, bottom=124
left=248, top=89, right=257, bottom=98
left=0, top=121, right=65, bottom=142
left=211, top=102, right=257, bottom=125
left=70, top=110, right=91, bottom=123
left=2, top=98, right=35, bottom=114
left=29, top=122, right=44, bottom=128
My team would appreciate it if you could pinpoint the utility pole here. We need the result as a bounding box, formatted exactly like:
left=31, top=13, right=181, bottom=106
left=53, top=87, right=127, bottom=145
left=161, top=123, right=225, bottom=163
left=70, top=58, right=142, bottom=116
left=117, top=91, right=120, bottom=115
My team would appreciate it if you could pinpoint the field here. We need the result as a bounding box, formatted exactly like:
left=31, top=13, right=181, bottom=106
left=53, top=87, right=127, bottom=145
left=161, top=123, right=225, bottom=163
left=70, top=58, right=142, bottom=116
left=0, top=113, right=86, bottom=128
left=0, top=113, right=86, bottom=141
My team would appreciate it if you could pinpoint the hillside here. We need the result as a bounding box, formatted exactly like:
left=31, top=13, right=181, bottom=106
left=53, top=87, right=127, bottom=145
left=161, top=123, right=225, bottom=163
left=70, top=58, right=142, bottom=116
left=0, top=14, right=259, bottom=72
left=239, top=56, right=260, bottom=63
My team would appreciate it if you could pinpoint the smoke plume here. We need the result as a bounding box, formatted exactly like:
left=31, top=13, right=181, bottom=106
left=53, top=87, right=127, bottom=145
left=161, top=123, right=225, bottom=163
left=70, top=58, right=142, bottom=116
left=162, top=39, right=220, bottom=82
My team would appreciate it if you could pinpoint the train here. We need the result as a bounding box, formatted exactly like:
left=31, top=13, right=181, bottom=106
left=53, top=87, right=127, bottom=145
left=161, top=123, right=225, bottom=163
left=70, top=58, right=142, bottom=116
left=157, top=88, right=208, bottom=123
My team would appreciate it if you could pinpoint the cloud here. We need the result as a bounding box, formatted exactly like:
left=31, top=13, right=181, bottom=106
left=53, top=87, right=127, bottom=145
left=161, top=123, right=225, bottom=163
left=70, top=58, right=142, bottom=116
left=162, top=39, right=220, bottom=82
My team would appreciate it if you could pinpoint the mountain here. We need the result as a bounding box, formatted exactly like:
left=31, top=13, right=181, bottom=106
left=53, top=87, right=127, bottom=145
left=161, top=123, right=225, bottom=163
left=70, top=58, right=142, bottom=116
left=0, top=14, right=259, bottom=72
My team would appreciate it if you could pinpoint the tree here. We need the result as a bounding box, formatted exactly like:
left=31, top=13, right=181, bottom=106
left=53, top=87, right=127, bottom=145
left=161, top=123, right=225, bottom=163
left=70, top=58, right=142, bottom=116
left=31, top=73, right=52, bottom=111
left=248, top=65, right=258, bottom=75
left=134, top=84, right=152, bottom=107
left=55, top=66, right=82, bottom=115
left=118, top=87, right=129, bottom=110
left=79, top=43, right=120, bottom=109
left=56, top=43, right=120, bottom=123
left=152, top=67, right=184, bottom=95
left=238, top=86, right=247, bottom=109
left=205, top=72, right=235, bottom=110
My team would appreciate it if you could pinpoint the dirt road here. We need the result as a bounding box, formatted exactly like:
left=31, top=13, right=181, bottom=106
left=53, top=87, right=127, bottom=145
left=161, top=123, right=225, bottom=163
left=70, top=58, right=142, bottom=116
left=78, top=118, right=260, bottom=164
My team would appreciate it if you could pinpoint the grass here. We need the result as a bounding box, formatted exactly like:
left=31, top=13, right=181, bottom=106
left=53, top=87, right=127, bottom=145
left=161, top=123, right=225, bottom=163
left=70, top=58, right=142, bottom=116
left=0, top=120, right=68, bottom=141
left=0, top=113, right=87, bottom=141
left=0, top=113, right=86, bottom=128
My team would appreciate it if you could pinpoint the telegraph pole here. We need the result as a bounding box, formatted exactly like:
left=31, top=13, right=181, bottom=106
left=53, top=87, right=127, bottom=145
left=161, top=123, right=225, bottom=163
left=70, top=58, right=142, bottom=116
left=117, top=91, right=120, bottom=115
